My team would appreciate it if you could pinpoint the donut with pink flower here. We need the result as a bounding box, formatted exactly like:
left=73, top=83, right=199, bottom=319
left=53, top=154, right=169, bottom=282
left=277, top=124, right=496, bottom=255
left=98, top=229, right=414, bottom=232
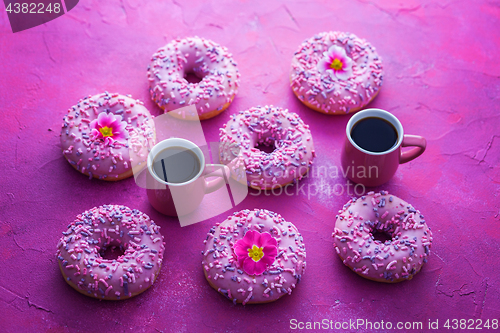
left=202, top=209, right=306, bottom=305
left=290, top=31, right=383, bottom=115
left=60, top=92, right=155, bottom=180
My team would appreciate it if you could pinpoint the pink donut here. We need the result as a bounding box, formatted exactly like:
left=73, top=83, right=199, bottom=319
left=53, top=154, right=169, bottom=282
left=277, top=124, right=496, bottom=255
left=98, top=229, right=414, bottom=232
left=333, top=191, right=433, bottom=283
left=219, top=106, right=316, bottom=190
left=148, top=36, right=240, bottom=120
left=290, top=31, right=383, bottom=115
left=56, top=205, right=165, bottom=300
left=60, top=92, right=155, bottom=181
left=202, top=209, right=306, bottom=305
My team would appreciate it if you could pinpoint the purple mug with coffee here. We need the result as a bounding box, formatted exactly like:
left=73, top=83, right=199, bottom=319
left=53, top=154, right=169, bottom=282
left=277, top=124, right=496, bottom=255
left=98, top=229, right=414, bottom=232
left=341, top=109, right=426, bottom=187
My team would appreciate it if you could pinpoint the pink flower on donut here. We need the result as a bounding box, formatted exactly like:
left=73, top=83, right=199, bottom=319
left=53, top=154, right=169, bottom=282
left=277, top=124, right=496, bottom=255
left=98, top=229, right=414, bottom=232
left=317, top=45, right=353, bottom=80
left=233, top=230, right=277, bottom=275
left=90, top=112, right=128, bottom=145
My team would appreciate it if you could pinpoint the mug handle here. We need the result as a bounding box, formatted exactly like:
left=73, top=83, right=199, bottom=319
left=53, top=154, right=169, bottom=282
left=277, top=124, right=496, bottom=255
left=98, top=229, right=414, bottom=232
left=203, top=164, right=230, bottom=194
left=400, top=135, right=427, bottom=164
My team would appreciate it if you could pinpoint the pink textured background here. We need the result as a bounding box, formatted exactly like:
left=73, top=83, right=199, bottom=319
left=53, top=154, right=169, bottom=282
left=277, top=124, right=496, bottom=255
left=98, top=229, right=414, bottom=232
left=1, top=0, right=499, bottom=332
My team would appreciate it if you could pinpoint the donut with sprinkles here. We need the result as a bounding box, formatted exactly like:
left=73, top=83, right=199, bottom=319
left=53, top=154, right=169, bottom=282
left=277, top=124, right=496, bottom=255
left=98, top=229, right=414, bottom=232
left=56, top=205, right=165, bottom=300
left=333, top=191, right=433, bottom=283
left=290, top=31, right=383, bottom=115
left=148, top=36, right=240, bottom=120
left=60, top=92, right=155, bottom=181
left=202, top=209, right=306, bottom=305
left=219, top=106, right=316, bottom=190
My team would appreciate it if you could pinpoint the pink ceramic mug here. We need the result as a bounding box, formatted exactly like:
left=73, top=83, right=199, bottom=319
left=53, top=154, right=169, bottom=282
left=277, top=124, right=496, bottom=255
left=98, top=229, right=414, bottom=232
left=146, top=138, right=229, bottom=216
left=341, top=109, right=426, bottom=187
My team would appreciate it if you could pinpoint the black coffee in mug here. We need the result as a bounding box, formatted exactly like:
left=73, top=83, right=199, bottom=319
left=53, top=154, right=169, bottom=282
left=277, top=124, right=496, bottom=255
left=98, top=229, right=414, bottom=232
left=152, top=146, right=201, bottom=184
left=350, top=117, right=398, bottom=153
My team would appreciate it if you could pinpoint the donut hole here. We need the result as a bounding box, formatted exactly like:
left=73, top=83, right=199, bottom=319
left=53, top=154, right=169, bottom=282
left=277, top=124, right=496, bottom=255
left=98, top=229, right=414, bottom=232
left=99, top=244, right=126, bottom=261
left=255, top=138, right=277, bottom=154
left=371, top=230, right=393, bottom=243
left=255, top=143, right=276, bottom=154
left=184, top=71, right=203, bottom=84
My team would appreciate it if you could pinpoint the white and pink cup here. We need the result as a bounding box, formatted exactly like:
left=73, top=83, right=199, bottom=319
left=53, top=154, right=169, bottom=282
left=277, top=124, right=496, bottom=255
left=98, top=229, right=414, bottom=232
left=146, top=138, right=229, bottom=216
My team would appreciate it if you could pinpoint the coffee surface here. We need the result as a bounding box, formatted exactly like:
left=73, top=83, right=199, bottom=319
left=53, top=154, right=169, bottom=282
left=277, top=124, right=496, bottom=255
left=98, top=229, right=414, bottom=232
left=153, top=146, right=201, bottom=184
left=351, top=117, right=398, bottom=153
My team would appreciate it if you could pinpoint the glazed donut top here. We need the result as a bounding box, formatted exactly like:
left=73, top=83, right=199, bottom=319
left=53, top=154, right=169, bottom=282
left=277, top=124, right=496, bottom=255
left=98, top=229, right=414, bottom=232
left=290, top=31, right=383, bottom=114
left=60, top=93, right=155, bottom=180
left=333, top=191, right=433, bottom=282
left=56, top=205, right=165, bottom=300
left=219, top=106, right=316, bottom=189
left=202, top=209, right=306, bottom=305
left=148, top=36, right=240, bottom=118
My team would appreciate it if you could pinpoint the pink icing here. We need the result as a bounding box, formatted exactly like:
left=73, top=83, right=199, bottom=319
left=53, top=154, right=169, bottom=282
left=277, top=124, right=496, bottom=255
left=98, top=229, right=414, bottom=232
left=333, top=191, right=433, bottom=283
left=60, top=92, right=155, bottom=180
left=56, top=205, right=165, bottom=300
left=148, top=36, right=240, bottom=120
left=290, top=31, right=383, bottom=114
left=219, top=106, right=316, bottom=190
left=202, top=209, right=306, bottom=305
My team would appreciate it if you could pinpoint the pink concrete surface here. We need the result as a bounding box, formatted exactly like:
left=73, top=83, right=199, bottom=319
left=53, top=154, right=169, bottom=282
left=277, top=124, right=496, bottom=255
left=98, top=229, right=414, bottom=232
left=1, top=0, right=499, bottom=332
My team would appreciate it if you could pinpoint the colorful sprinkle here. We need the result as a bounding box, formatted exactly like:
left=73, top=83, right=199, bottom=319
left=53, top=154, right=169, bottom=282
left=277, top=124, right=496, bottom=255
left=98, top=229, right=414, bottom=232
left=219, top=106, right=315, bottom=190
left=148, top=37, right=240, bottom=120
left=202, top=209, right=306, bottom=304
left=290, top=31, right=383, bottom=115
left=60, top=93, right=155, bottom=181
left=55, top=205, right=165, bottom=300
left=333, top=191, right=432, bottom=283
